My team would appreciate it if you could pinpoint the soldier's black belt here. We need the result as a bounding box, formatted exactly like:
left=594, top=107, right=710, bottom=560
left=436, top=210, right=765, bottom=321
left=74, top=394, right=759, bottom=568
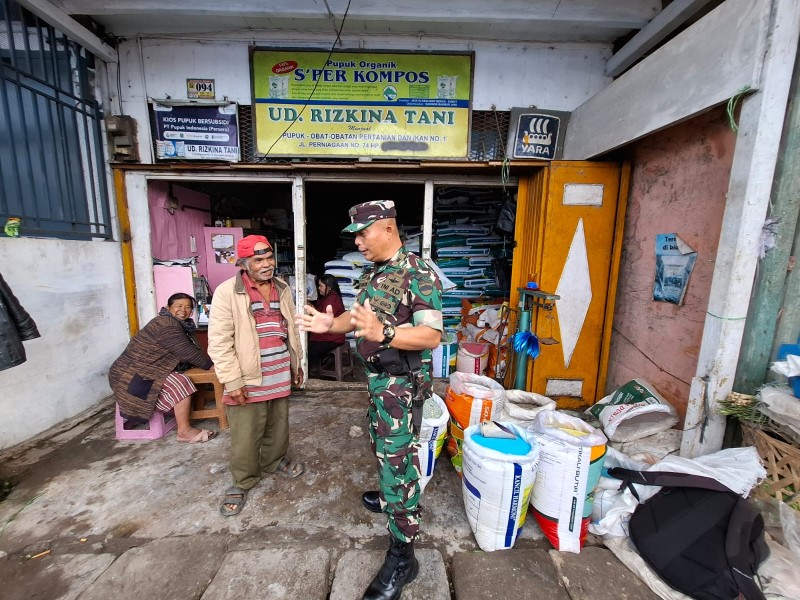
left=365, top=347, right=421, bottom=376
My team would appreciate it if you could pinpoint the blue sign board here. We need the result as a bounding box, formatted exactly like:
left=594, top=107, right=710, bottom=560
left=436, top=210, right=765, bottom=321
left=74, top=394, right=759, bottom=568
left=153, top=102, right=240, bottom=162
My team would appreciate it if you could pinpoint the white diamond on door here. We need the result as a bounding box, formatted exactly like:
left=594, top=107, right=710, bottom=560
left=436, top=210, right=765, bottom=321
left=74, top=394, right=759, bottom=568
left=555, top=218, right=592, bottom=368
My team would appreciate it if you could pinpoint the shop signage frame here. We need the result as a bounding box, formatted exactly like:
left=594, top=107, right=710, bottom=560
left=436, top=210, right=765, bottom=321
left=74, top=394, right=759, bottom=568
left=251, top=48, right=473, bottom=160
left=506, top=108, right=571, bottom=161
left=151, top=100, right=241, bottom=162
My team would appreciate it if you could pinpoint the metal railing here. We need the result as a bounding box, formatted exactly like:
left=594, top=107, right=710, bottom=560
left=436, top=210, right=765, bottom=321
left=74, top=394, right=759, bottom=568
left=0, top=0, right=111, bottom=239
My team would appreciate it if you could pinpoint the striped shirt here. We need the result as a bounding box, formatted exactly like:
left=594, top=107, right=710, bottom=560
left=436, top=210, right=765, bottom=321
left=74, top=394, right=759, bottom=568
left=222, top=274, right=292, bottom=405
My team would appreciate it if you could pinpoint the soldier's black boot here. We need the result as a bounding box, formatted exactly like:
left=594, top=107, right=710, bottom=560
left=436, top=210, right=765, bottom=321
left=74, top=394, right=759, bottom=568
left=362, top=490, right=382, bottom=513
left=362, top=536, right=418, bottom=600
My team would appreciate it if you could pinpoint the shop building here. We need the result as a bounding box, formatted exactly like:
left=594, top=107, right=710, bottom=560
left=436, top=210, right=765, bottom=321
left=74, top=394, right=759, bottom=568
left=1, top=0, right=797, bottom=454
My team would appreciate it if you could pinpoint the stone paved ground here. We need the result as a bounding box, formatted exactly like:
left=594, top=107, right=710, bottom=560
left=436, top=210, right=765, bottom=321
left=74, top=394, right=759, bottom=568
left=0, top=381, right=661, bottom=599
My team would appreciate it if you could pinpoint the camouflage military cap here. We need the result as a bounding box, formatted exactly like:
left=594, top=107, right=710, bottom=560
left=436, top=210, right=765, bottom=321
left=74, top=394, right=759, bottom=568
left=342, top=200, right=397, bottom=233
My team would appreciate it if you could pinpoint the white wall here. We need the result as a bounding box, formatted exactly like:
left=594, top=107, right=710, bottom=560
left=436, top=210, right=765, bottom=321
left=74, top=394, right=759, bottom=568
left=0, top=238, right=130, bottom=450
left=112, top=35, right=612, bottom=162
left=563, top=0, right=771, bottom=159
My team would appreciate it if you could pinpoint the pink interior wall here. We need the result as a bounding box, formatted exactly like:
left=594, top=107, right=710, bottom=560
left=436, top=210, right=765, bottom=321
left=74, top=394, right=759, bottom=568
left=148, top=182, right=212, bottom=278
left=606, top=107, right=737, bottom=425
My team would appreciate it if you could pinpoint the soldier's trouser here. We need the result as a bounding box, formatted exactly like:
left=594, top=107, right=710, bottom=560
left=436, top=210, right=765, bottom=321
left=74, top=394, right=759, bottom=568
left=226, top=396, right=289, bottom=490
left=367, top=372, right=421, bottom=542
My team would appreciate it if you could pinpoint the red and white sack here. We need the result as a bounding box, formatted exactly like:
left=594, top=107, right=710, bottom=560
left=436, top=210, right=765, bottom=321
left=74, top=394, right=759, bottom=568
left=528, top=410, right=608, bottom=553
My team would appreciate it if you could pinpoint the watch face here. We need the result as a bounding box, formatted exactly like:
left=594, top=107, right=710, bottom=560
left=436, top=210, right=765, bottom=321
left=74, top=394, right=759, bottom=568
left=383, top=324, right=395, bottom=339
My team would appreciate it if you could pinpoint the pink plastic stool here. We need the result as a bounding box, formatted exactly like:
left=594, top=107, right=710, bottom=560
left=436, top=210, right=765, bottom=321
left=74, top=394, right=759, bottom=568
left=115, top=404, right=177, bottom=440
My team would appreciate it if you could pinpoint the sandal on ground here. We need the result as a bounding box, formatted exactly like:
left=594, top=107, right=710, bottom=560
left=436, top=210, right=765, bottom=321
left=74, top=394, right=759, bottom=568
left=275, top=456, right=305, bottom=478
left=219, top=487, right=247, bottom=516
left=177, top=429, right=217, bottom=443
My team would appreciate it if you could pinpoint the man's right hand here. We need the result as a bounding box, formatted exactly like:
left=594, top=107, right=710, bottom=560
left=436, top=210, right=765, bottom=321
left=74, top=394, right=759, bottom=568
left=296, top=304, right=335, bottom=334
left=228, top=387, right=248, bottom=406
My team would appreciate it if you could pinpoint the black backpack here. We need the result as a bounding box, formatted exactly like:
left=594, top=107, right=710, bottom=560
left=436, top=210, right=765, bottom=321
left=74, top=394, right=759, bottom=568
left=608, top=467, right=769, bottom=600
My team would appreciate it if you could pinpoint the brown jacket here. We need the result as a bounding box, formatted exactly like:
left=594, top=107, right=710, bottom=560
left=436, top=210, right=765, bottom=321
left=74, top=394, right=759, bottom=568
left=109, top=315, right=212, bottom=420
left=208, top=271, right=301, bottom=392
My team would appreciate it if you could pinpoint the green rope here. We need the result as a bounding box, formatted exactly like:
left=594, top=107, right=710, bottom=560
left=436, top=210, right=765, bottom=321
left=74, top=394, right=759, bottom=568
left=501, top=155, right=510, bottom=189
left=0, top=493, right=42, bottom=539
left=493, top=105, right=511, bottom=190
left=726, top=85, right=753, bottom=133
left=706, top=310, right=747, bottom=321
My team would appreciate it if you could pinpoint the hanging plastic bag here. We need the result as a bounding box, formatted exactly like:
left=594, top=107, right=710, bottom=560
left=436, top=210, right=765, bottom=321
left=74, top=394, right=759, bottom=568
left=494, top=197, right=516, bottom=236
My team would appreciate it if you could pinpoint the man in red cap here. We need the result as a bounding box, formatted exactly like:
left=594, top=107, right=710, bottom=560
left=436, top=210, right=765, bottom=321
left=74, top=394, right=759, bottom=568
left=208, top=234, right=305, bottom=516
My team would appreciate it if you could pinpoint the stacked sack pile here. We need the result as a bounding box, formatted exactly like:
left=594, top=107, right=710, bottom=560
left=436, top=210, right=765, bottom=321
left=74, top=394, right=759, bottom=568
left=439, top=374, right=792, bottom=600
left=323, top=250, right=371, bottom=311
left=442, top=371, right=609, bottom=553
left=434, top=188, right=512, bottom=330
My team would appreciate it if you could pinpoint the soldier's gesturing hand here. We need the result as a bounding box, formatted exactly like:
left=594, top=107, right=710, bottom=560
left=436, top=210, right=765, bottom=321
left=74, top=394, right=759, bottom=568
left=296, top=303, right=335, bottom=334
left=350, top=299, right=382, bottom=342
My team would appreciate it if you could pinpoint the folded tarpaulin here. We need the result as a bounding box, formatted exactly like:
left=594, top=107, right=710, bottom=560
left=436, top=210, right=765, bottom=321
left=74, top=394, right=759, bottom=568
left=466, top=236, right=506, bottom=246
left=442, top=297, right=464, bottom=307
left=437, top=257, right=470, bottom=268
left=437, top=246, right=490, bottom=257
left=440, top=267, right=486, bottom=277
left=463, top=278, right=497, bottom=289
left=435, top=235, right=468, bottom=248
left=469, top=256, right=494, bottom=267
left=438, top=225, right=490, bottom=236
left=443, top=289, right=483, bottom=298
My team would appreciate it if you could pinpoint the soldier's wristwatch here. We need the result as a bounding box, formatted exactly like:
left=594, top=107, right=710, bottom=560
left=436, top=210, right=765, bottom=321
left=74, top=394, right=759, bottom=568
left=381, top=323, right=396, bottom=345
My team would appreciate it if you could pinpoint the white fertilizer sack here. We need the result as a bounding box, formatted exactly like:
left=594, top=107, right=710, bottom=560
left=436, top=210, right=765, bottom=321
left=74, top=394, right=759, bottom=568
left=528, top=410, right=608, bottom=553
left=462, top=422, right=540, bottom=552
left=417, top=394, right=449, bottom=492
left=587, top=379, right=678, bottom=442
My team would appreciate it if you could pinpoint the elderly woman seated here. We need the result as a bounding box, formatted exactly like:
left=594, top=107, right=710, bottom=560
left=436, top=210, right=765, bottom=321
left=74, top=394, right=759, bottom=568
left=109, top=292, right=217, bottom=443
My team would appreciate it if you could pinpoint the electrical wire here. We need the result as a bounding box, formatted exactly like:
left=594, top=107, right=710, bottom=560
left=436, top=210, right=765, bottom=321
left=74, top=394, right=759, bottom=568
left=262, top=0, right=352, bottom=156
left=726, top=85, right=752, bottom=133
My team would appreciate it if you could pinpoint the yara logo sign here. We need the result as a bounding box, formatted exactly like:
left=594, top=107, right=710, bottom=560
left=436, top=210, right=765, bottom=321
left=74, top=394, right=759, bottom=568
left=513, top=113, right=560, bottom=159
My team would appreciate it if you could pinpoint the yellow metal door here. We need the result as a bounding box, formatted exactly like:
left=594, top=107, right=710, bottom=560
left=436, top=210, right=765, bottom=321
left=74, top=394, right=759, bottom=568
left=510, top=161, right=629, bottom=408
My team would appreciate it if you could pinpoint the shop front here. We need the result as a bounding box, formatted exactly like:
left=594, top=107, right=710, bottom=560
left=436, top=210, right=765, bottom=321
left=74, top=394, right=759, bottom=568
left=115, top=156, right=628, bottom=409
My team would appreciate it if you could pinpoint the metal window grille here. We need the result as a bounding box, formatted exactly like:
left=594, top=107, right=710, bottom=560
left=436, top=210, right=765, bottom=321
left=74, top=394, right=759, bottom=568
left=469, top=109, right=510, bottom=161
left=0, top=0, right=111, bottom=239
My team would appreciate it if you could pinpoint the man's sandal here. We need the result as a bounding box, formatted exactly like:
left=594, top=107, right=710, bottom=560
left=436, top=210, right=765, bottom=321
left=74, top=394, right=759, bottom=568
left=219, top=487, right=247, bottom=516
left=275, top=456, right=305, bottom=478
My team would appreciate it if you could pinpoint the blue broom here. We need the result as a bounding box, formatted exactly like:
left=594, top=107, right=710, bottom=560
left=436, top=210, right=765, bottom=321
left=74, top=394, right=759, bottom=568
left=513, top=330, right=540, bottom=360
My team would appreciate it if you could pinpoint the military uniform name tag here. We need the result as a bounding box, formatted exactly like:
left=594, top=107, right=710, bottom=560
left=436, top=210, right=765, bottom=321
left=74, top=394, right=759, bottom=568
left=372, top=268, right=407, bottom=315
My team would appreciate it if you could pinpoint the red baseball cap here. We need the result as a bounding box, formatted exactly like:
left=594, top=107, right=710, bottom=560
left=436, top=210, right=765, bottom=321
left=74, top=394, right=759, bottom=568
left=237, top=235, right=272, bottom=258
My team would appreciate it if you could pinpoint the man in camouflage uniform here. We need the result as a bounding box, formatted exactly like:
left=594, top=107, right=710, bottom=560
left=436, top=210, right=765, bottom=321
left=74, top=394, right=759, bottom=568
left=297, top=200, right=443, bottom=600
